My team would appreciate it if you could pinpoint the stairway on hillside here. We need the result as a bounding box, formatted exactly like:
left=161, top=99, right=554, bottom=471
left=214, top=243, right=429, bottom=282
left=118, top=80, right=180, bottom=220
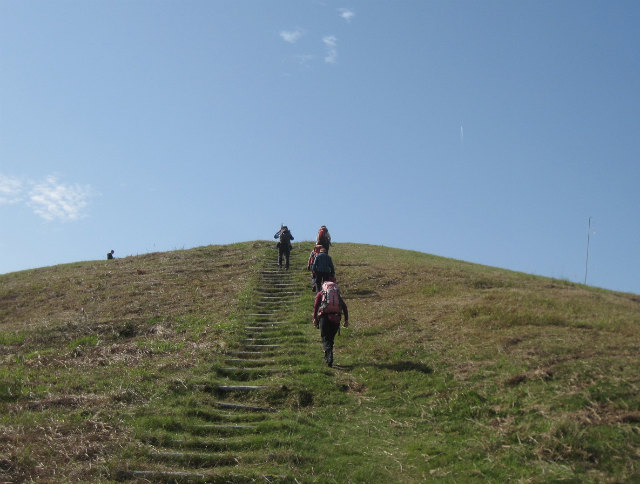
left=116, top=252, right=307, bottom=484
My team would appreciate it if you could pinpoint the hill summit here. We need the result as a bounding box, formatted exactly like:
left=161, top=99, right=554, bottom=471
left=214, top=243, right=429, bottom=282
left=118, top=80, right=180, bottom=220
left=1, top=241, right=639, bottom=483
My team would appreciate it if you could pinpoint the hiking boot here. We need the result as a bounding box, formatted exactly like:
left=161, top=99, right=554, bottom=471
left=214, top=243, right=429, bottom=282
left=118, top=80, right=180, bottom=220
left=325, top=349, right=333, bottom=367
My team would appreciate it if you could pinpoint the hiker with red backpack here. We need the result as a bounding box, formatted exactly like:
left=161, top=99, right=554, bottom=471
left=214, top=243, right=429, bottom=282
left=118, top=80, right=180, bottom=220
left=316, top=225, right=331, bottom=252
left=307, top=244, right=323, bottom=270
left=311, top=247, right=335, bottom=290
left=313, top=280, right=349, bottom=367
left=274, top=225, right=294, bottom=269
left=307, top=244, right=324, bottom=291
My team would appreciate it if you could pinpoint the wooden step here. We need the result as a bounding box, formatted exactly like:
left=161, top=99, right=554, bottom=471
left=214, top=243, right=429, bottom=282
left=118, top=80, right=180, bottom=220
left=225, top=358, right=275, bottom=366
left=215, top=401, right=275, bottom=412
left=128, top=469, right=206, bottom=481
left=217, top=385, right=269, bottom=391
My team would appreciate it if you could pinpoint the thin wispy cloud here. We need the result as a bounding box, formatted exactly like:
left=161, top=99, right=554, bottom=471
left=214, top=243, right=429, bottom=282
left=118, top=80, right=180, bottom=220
left=279, top=28, right=304, bottom=44
left=0, top=173, right=92, bottom=221
left=323, top=35, right=338, bottom=64
left=338, top=8, right=355, bottom=22
left=295, top=54, right=315, bottom=66
left=0, top=175, right=23, bottom=204
left=29, top=176, right=92, bottom=221
left=280, top=9, right=351, bottom=67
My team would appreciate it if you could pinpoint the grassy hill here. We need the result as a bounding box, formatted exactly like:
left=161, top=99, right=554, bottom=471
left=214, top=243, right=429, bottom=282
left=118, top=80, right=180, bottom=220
left=1, top=241, right=639, bottom=483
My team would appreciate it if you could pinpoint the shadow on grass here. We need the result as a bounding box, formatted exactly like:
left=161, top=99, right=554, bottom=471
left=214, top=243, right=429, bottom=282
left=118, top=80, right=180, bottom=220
left=374, top=361, right=434, bottom=374
left=335, top=361, right=433, bottom=374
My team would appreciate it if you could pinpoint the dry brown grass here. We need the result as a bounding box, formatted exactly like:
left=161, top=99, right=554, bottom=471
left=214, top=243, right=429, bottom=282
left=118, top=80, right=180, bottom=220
left=1, top=244, right=257, bottom=332
left=0, top=242, right=270, bottom=483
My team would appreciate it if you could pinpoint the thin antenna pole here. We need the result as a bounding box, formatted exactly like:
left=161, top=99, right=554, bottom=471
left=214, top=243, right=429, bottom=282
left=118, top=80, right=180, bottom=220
left=584, top=216, right=591, bottom=285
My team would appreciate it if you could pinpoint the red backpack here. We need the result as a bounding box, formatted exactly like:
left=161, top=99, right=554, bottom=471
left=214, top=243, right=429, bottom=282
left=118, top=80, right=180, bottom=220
left=317, top=226, right=329, bottom=246
left=319, top=281, right=341, bottom=322
left=307, top=245, right=323, bottom=269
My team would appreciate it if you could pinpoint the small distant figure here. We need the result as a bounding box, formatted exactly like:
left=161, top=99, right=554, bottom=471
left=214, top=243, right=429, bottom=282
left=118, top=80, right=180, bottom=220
left=313, top=280, right=349, bottom=367
left=311, top=247, right=334, bottom=289
left=274, top=225, right=294, bottom=269
left=107, top=250, right=115, bottom=260
left=316, top=225, right=331, bottom=253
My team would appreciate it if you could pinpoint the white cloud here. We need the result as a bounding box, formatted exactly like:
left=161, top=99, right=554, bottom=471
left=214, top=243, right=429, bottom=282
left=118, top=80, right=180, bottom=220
left=338, top=8, right=355, bottom=22
left=1, top=173, right=93, bottom=220
left=323, top=35, right=338, bottom=64
left=28, top=176, right=92, bottom=221
left=279, top=28, right=304, bottom=44
left=0, top=174, right=24, bottom=204
left=323, top=35, right=337, bottom=48
left=295, top=54, right=315, bottom=66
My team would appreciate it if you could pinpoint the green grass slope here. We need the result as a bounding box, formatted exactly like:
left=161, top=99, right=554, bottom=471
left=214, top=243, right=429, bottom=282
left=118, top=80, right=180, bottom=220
left=1, top=241, right=639, bottom=483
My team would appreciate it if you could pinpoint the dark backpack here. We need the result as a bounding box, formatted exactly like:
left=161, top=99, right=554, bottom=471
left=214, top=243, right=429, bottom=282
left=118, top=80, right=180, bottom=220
left=279, top=230, right=292, bottom=251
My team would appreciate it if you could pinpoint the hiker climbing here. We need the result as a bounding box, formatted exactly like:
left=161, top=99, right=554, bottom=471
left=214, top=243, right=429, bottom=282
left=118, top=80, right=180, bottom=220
left=316, top=225, right=331, bottom=253
left=313, top=280, right=349, bottom=367
left=307, top=244, right=323, bottom=291
left=311, top=247, right=334, bottom=289
left=107, top=249, right=115, bottom=260
left=307, top=244, right=322, bottom=270
left=274, top=225, right=294, bottom=269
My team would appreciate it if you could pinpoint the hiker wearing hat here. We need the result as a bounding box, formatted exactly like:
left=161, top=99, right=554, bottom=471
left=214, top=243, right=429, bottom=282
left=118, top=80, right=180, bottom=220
left=274, top=225, right=294, bottom=269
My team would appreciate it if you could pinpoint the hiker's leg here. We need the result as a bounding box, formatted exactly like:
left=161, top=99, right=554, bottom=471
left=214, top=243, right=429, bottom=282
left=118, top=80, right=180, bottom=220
left=278, top=248, right=283, bottom=267
left=319, top=316, right=333, bottom=355
left=284, top=250, right=290, bottom=269
left=319, top=316, right=338, bottom=367
left=326, top=323, right=338, bottom=367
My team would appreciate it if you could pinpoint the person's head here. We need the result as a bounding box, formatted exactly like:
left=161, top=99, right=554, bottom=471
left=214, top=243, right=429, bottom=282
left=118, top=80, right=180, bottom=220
left=320, top=247, right=327, bottom=253
left=314, top=244, right=322, bottom=253
left=110, top=250, right=114, bottom=254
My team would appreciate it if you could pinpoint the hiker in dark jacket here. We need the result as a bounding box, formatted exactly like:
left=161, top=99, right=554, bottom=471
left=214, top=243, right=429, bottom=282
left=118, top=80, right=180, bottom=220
left=313, top=282, right=349, bottom=367
left=107, top=250, right=115, bottom=260
left=311, top=247, right=334, bottom=288
left=274, top=225, right=294, bottom=269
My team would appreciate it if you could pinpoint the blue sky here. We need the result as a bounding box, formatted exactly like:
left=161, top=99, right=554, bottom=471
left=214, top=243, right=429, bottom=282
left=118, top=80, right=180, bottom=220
left=1, top=1, right=639, bottom=295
